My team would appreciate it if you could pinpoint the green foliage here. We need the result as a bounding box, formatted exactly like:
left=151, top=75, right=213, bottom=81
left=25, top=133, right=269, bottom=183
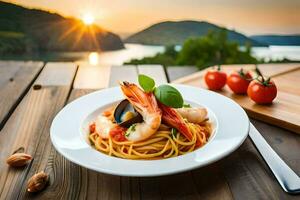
left=0, top=31, right=26, bottom=54
left=177, top=31, right=257, bottom=69
left=126, top=30, right=259, bottom=69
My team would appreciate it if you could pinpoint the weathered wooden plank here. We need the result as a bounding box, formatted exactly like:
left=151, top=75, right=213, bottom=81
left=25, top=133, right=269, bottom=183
left=35, top=62, right=77, bottom=86
left=109, top=65, right=138, bottom=87
left=258, top=63, right=300, bottom=77
left=17, top=64, right=129, bottom=199
left=2, top=63, right=297, bottom=200
left=0, top=62, right=77, bottom=199
left=219, top=117, right=300, bottom=200
left=19, top=88, right=122, bottom=200
left=220, top=139, right=283, bottom=200
left=251, top=119, right=300, bottom=175
left=156, top=172, right=202, bottom=200
left=74, top=63, right=111, bottom=89
left=192, top=164, right=233, bottom=200
left=166, top=66, right=198, bottom=82
left=0, top=61, right=43, bottom=129
left=138, top=65, right=168, bottom=85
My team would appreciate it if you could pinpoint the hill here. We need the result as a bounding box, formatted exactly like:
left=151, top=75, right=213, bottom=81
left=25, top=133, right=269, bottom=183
left=0, top=1, right=124, bottom=54
left=250, top=35, right=300, bottom=46
left=125, top=20, right=264, bottom=46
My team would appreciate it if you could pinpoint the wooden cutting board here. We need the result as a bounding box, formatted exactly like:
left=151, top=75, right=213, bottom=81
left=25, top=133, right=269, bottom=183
left=173, top=63, right=300, bottom=134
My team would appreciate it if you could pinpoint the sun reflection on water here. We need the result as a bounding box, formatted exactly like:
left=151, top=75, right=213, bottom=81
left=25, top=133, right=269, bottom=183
left=88, top=52, right=99, bottom=65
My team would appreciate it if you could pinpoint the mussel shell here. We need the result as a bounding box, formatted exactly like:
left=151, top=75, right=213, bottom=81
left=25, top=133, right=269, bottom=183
left=114, top=99, right=143, bottom=128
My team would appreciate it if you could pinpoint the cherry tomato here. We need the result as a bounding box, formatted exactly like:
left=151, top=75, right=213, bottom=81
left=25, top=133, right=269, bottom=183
left=247, top=79, right=277, bottom=104
left=110, top=126, right=127, bottom=142
left=227, top=69, right=252, bottom=94
left=204, top=69, right=227, bottom=90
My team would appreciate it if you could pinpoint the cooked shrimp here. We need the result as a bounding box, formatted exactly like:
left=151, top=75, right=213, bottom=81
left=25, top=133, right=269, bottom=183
left=95, top=115, right=116, bottom=138
left=120, top=82, right=161, bottom=142
left=159, top=103, right=202, bottom=147
left=176, top=107, right=207, bottom=124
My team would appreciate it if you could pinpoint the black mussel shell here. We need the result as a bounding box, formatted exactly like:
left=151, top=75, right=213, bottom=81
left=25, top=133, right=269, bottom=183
left=114, top=99, right=143, bottom=128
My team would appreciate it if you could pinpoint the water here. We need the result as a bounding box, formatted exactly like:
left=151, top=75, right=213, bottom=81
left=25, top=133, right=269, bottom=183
left=1, top=44, right=299, bottom=66
left=85, top=44, right=300, bottom=65
left=86, top=44, right=164, bottom=66
left=251, top=46, right=300, bottom=62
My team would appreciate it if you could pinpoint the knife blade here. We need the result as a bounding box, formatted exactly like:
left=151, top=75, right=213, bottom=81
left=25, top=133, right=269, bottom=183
left=249, top=123, right=300, bottom=194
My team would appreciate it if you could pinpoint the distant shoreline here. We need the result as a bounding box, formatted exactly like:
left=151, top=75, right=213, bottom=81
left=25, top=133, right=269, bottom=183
left=1, top=44, right=300, bottom=65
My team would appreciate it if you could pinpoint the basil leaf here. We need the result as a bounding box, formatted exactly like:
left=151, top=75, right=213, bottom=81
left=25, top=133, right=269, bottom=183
left=154, top=84, right=183, bottom=108
left=138, top=74, right=155, bottom=92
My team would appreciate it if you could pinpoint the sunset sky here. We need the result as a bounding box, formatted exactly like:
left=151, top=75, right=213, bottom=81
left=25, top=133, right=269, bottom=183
left=4, top=0, right=300, bottom=36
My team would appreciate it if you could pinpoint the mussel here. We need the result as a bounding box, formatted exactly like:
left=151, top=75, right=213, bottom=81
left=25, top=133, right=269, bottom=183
left=114, top=99, right=143, bottom=128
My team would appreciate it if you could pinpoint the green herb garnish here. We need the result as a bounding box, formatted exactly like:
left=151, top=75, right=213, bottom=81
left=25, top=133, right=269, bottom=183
left=171, top=128, right=178, bottom=138
left=154, top=85, right=183, bottom=108
left=183, top=103, right=191, bottom=108
left=138, top=74, right=155, bottom=92
left=125, top=124, right=137, bottom=137
left=137, top=74, right=184, bottom=108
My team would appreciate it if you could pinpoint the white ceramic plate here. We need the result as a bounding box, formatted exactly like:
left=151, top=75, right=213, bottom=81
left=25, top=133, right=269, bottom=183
left=50, top=84, right=249, bottom=177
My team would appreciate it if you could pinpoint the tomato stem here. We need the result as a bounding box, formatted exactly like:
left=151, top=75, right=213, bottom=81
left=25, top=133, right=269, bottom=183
left=255, top=66, right=264, bottom=82
left=238, top=68, right=244, bottom=77
left=255, top=66, right=273, bottom=86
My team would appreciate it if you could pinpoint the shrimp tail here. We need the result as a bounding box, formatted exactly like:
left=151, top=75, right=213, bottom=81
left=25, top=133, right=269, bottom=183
left=158, top=102, right=201, bottom=147
left=120, top=82, right=161, bottom=115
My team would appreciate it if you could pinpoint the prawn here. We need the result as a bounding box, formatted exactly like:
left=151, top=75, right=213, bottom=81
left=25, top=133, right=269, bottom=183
left=176, top=107, right=207, bottom=124
left=120, top=82, right=162, bottom=142
left=159, top=102, right=202, bottom=147
left=95, top=111, right=116, bottom=139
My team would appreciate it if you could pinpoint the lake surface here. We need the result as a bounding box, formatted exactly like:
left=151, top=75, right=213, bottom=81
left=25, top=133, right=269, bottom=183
left=1, top=44, right=300, bottom=66
left=84, top=44, right=300, bottom=65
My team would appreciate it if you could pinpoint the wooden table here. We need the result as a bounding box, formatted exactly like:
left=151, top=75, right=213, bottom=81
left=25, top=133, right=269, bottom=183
left=0, top=61, right=299, bottom=200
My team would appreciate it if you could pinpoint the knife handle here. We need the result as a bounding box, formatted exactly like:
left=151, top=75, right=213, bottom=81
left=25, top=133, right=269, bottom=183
left=249, top=123, right=300, bottom=194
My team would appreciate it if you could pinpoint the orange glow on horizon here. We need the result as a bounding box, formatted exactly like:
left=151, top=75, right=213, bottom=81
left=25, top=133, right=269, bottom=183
left=5, top=0, right=300, bottom=35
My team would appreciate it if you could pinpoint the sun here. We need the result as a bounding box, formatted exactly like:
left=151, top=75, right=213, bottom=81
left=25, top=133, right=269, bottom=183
left=82, top=13, right=95, bottom=25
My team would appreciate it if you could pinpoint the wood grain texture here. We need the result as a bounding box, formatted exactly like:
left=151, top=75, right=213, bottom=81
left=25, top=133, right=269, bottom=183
left=16, top=64, right=139, bottom=199
left=173, top=64, right=300, bottom=134
left=109, top=65, right=138, bottom=87
left=0, top=61, right=43, bottom=129
left=36, top=62, right=77, bottom=86
left=166, top=66, right=198, bottom=82
left=257, top=63, right=300, bottom=77
left=137, top=65, right=168, bottom=84
left=74, top=63, right=111, bottom=89
left=0, top=62, right=77, bottom=199
left=1, top=63, right=299, bottom=200
left=219, top=119, right=300, bottom=200
left=18, top=89, right=122, bottom=200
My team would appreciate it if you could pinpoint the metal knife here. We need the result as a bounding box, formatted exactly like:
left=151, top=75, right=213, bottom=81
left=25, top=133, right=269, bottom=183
left=249, top=123, right=300, bottom=194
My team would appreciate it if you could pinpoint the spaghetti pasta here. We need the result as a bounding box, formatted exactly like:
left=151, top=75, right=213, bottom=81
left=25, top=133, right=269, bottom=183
left=89, top=122, right=211, bottom=160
